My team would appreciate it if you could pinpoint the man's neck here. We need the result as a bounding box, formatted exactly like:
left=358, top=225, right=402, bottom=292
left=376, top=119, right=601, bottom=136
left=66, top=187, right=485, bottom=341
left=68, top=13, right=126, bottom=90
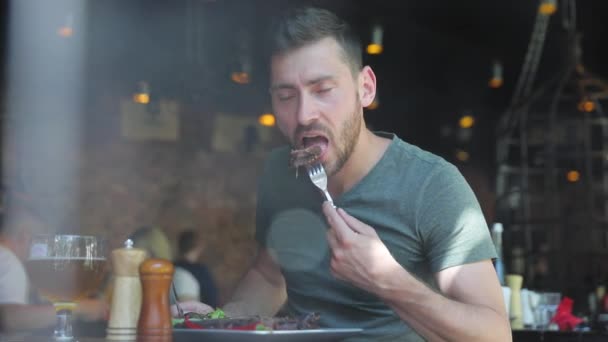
left=328, top=129, right=391, bottom=197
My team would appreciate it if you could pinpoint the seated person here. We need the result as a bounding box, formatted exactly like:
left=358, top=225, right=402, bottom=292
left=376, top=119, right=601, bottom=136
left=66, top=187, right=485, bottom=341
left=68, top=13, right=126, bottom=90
left=174, top=230, right=219, bottom=308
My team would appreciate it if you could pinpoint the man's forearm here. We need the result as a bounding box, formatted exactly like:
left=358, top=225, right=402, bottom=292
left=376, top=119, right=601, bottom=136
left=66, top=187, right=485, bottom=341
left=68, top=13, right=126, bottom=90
left=378, top=267, right=511, bottom=342
left=222, top=266, right=286, bottom=317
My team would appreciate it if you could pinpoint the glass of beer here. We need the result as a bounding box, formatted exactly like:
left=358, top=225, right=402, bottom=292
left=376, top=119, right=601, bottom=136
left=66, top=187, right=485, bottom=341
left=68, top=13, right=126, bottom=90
left=26, top=234, right=107, bottom=341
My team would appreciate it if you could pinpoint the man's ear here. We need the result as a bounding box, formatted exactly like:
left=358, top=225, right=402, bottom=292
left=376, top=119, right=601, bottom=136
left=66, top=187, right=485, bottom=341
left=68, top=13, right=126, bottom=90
left=359, top=66, right=377, bottom=108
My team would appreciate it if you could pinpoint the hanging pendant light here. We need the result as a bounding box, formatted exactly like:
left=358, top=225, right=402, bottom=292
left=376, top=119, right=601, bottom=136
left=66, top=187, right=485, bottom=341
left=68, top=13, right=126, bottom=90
left=489, top=60, right=504, bottom=89
left=366, top=23, right=384, bottom=55
left=133, top=81, right=150, bottom=105
left=231, top=56, right=251, bottom=84
left=539, top=0, right=558, bottom=16
left=231, top=30, right=252, bottom=84
left=57, top=14, right=74, bottom=38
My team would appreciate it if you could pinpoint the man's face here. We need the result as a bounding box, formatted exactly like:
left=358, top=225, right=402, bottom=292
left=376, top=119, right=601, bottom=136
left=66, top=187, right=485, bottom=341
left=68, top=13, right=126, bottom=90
left=270, top=37, right=363, bottom=176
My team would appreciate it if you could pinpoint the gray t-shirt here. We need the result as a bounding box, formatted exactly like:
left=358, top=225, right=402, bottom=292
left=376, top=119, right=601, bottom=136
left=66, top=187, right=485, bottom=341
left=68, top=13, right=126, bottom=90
left=255, top=132, right=497, bottom=341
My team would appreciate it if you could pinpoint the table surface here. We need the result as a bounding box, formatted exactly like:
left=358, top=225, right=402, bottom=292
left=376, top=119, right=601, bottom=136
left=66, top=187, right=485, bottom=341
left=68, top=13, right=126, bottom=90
left=3, top=327, right=607, bottom=342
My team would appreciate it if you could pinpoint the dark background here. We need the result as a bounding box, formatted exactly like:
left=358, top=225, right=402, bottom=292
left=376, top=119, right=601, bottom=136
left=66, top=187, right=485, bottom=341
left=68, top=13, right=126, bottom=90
left=1, top=0, right=607, bottom=165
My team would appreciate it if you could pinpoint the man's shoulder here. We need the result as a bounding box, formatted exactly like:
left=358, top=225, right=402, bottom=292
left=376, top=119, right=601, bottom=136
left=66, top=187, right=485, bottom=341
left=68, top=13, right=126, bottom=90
left=386, top=134, right=453, bottom=173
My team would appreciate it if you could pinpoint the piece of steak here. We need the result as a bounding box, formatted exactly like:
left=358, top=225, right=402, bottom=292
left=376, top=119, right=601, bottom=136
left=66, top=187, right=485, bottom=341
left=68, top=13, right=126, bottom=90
left=178, top=312, right=321, bottom=331
left=289, top=145, right=322, bottom=176
left=272, top=312, right=321, bottom=330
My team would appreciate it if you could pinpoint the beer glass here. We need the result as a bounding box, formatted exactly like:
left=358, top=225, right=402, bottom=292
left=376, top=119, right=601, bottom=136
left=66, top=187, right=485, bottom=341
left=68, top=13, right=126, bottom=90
left=26, top=234, right=107, bottom=341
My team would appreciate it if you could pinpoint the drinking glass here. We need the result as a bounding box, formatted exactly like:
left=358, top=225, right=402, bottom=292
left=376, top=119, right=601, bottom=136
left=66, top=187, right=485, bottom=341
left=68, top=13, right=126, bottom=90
left=26, top=234, right=107, bottom=341
left=534, top=292, right=561, bottom=330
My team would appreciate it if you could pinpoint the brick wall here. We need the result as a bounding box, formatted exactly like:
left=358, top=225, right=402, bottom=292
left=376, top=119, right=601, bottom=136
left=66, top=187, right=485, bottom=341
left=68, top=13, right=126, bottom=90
left=76, top=141, right=266, bottom=303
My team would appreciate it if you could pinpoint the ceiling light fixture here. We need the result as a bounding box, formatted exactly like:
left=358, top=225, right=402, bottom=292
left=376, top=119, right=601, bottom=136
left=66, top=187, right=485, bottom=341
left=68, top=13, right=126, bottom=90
left=539, top=0, right=558, bottom=16
left=57, top=14, right=74, bottom=38
left=133, top=81, right=150, bottom=105
left=489, top=60, right=504, bottom=89
left=366, top=24, right=383, bottom=55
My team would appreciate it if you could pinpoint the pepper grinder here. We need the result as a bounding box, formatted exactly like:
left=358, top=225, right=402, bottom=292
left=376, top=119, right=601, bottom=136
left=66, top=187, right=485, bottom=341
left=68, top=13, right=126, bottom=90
left=107, top=239, right=148, bottom=341
left=137, top=258, right=174, bottom=342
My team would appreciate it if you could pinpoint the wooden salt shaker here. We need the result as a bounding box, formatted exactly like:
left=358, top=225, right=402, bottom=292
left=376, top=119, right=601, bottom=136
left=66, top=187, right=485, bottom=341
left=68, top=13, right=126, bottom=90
left=137, top=258, right=174, bottom=342
left=107, top=239, right=147, bottom=341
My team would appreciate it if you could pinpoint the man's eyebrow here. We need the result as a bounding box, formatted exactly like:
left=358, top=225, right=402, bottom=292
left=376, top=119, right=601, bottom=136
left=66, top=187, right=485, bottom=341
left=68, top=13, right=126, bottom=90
left=269, top=76, right=335, bottom=92
left=305, top=75, right=334, bottom=86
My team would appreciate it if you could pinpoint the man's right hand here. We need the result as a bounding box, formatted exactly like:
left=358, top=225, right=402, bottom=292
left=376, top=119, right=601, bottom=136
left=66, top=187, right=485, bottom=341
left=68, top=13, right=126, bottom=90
left=170, top=300, right=214, bottom=317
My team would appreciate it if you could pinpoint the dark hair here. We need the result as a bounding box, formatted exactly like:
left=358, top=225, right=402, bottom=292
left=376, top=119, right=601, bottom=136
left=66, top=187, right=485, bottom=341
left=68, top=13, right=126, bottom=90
left=178, top=230, right=198, bottom=255
left=270, top=7, right=362, bottom=76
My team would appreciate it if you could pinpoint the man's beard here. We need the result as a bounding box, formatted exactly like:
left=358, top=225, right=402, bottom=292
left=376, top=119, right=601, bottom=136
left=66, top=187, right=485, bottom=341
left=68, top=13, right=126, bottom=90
left=326, top=96, right=362, bottom=176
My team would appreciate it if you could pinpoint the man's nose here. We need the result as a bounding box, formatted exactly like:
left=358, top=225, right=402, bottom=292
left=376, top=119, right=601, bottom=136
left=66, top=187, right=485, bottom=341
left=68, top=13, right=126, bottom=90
left=296, top=93, right=320, bottom=126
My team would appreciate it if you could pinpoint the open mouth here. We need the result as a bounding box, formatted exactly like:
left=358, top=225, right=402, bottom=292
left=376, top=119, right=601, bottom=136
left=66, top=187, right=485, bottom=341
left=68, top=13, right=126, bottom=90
left=301, top=135, right=329, bottom=160
left=288, top=134, right=330, bottom=170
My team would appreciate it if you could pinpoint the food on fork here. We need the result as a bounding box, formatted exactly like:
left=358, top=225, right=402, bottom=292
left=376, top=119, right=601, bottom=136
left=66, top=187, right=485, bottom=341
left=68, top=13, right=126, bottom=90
left=289, top=145, right=322, bottom=177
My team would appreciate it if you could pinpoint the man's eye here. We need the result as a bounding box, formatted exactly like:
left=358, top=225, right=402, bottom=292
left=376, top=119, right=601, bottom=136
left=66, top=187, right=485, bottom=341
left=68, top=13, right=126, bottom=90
left=317, top=88, right=332, bottom=94
left=275, top=92, right=295, bottom=101
left=278, top=94, right=295, bottom=101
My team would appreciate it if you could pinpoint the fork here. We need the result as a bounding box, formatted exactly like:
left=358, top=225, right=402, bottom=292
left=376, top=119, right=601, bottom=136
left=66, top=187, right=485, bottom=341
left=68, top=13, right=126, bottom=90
left=171, top=281, right=184, bottom=318
left=307, top=163, right=336, bottom=208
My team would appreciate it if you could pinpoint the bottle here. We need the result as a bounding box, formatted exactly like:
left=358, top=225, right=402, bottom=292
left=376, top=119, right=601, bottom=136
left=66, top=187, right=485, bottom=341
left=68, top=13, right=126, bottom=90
left=107, top=239, right=148, bottom=341
left=506, top=274, right=524, bottom=329
left=491, top=222, right=505, bottom=285
left=596, top=285, right=608, bottom=331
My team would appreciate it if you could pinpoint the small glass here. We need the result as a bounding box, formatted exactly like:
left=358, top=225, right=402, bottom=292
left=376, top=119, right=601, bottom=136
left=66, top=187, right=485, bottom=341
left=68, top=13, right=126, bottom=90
left=533, top=292, right=561, bottom=330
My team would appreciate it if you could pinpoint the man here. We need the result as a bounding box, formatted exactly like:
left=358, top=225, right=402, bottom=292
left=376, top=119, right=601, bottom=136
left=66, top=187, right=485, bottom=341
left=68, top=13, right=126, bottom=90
left=177, top=7, right=510, bottom=341
left=173, top=230, right=219, bottom=307
left=0, top=194, right=107, bottom=333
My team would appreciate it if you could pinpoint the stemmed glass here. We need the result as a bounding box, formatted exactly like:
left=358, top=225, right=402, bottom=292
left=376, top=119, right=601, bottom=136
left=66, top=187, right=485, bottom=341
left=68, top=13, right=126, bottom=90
left=26, top=234, right=107, bottom=341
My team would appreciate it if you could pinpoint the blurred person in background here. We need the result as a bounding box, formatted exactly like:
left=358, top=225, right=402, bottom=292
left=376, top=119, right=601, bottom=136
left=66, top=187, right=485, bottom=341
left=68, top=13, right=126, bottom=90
left=174, top=230, right=219, bottom=308
left=0, top=190, right=107, bottom=333
left=128, top=225, right=183, bottom=305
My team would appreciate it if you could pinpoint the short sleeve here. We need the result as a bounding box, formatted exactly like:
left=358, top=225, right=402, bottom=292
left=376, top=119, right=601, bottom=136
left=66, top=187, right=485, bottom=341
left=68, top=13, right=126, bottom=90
left=173, top=267, right=200, bottom=302
left=0, top=248, right=29, bottom=304
left=416, top=162, right=497, bottom=273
